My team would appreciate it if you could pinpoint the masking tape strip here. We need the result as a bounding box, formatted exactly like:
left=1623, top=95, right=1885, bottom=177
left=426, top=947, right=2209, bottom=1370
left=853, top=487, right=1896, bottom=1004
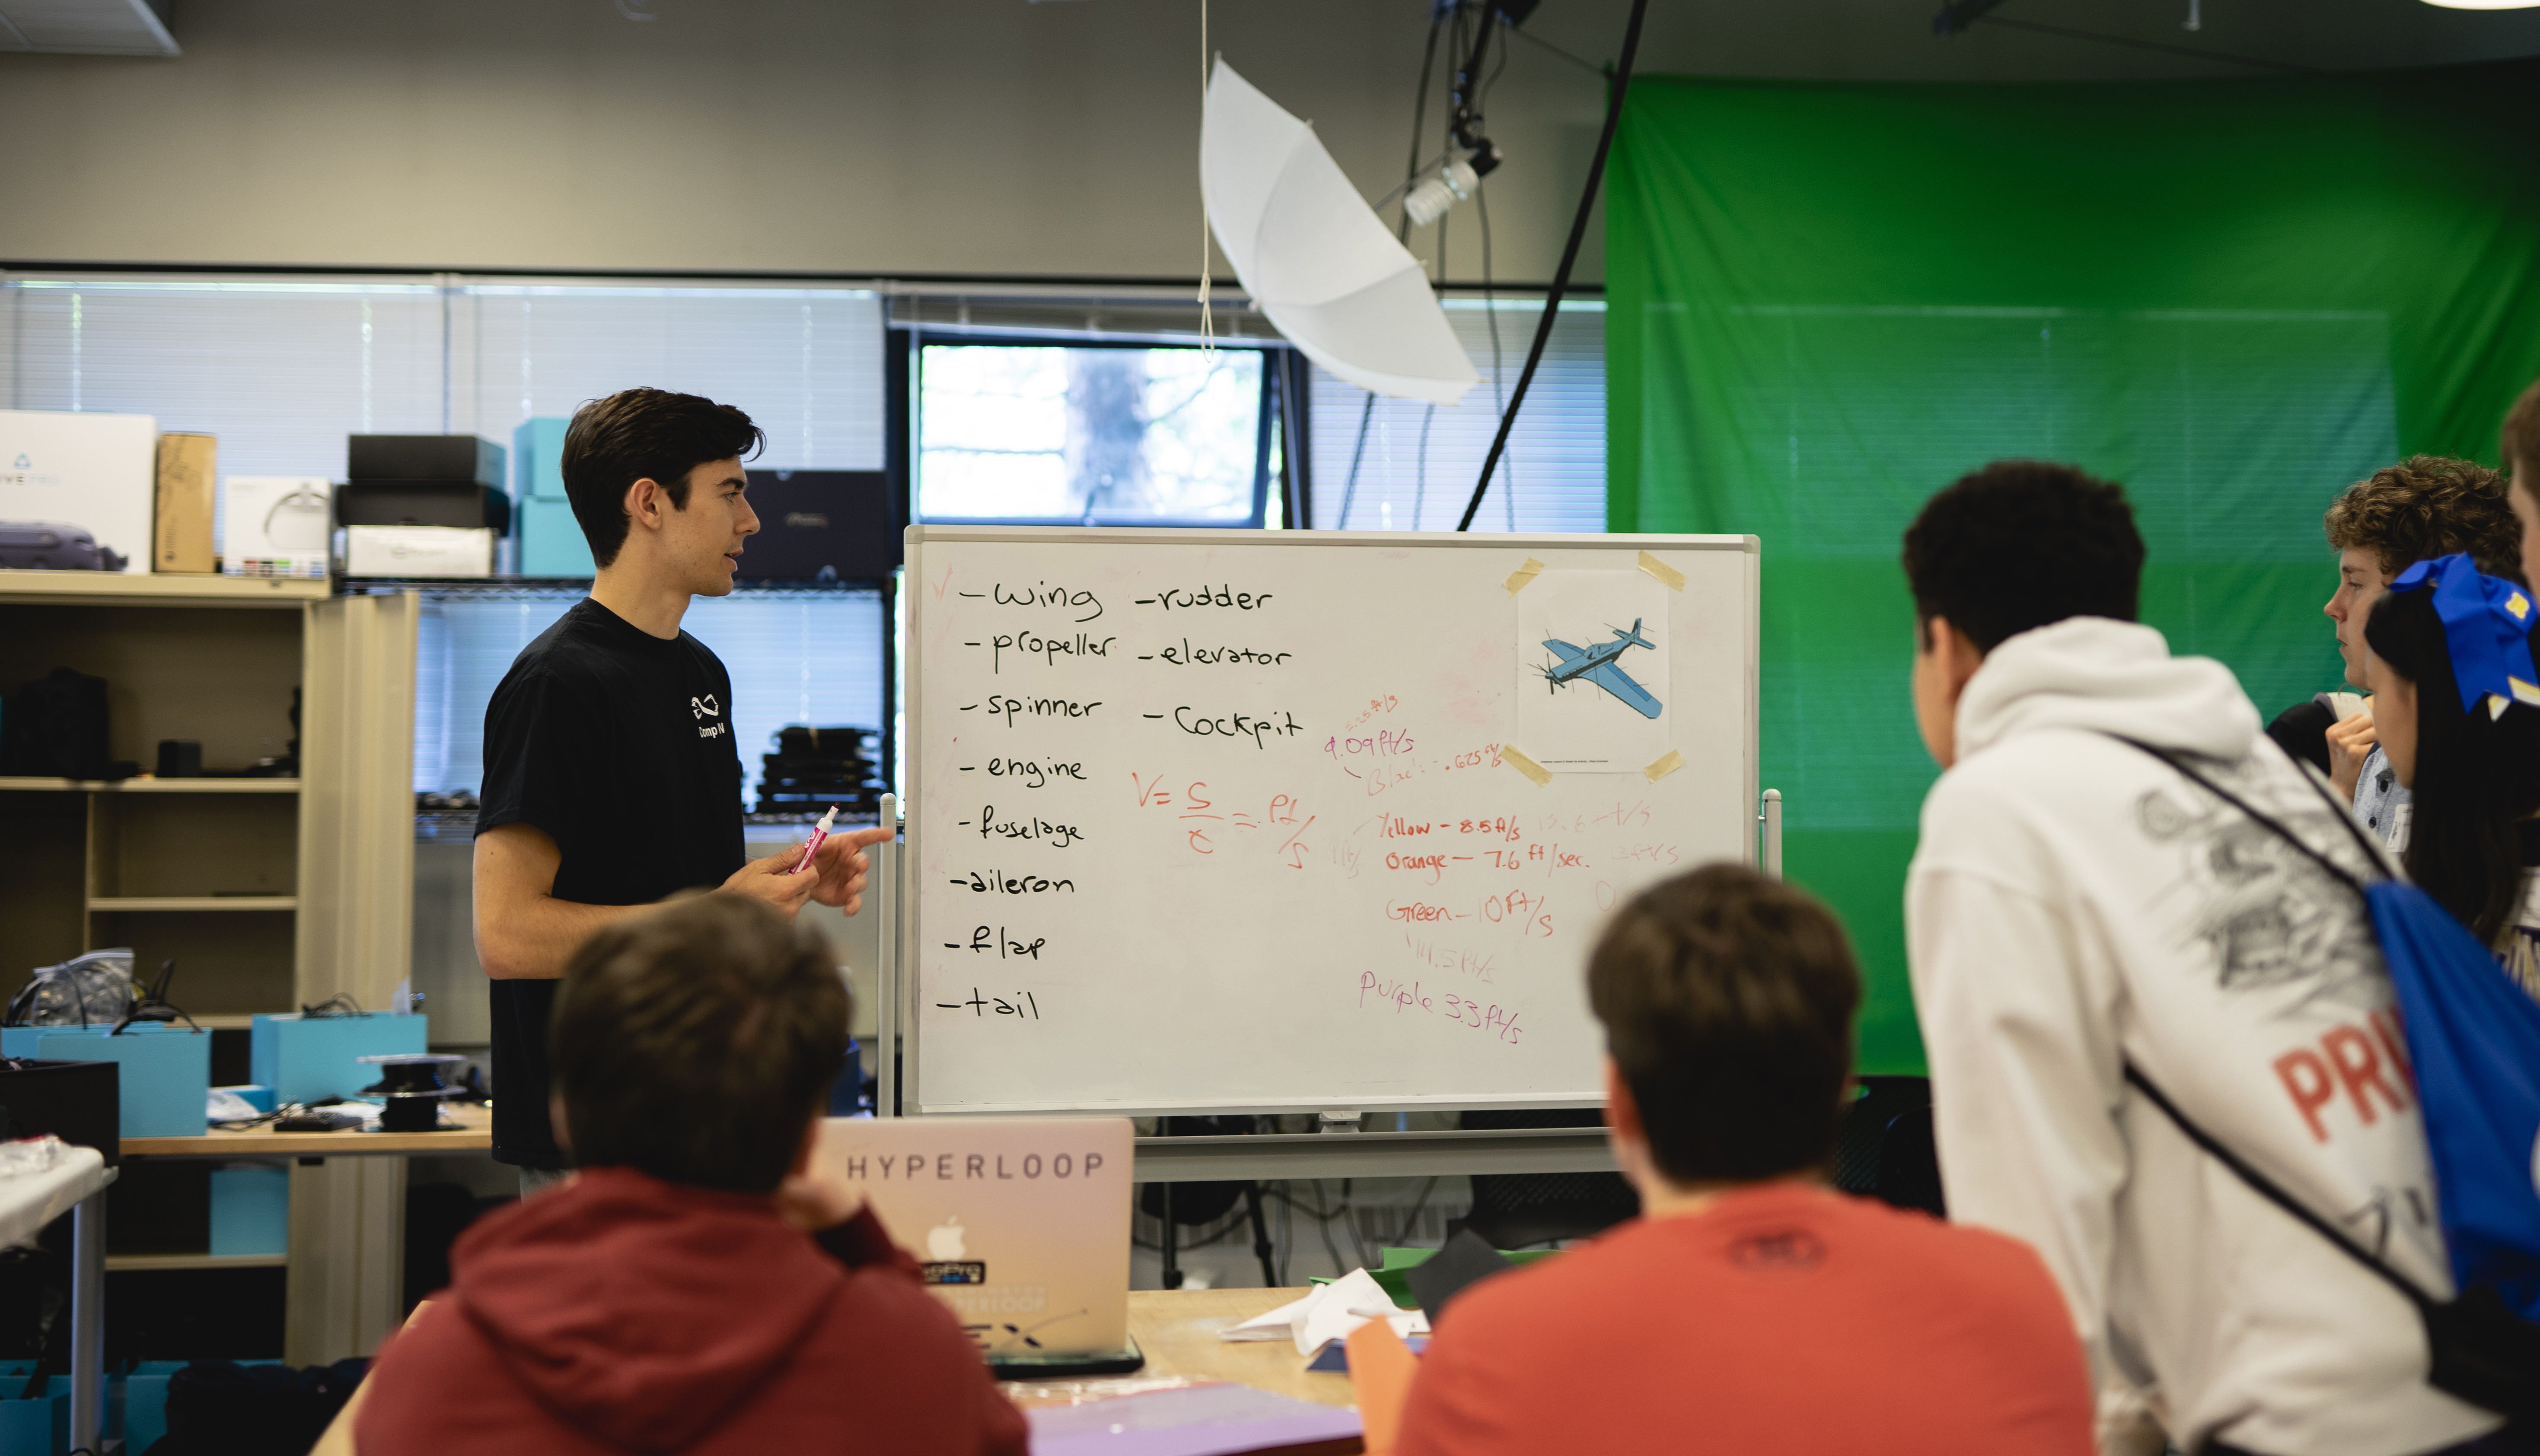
left=1503, top=558, right=1547, bottom=594
left=1499, top=745, right=1553, bottom=787
left=1643, top=749, right=1685, bottom=783
left=1638, top=551, right=1685, bottom=591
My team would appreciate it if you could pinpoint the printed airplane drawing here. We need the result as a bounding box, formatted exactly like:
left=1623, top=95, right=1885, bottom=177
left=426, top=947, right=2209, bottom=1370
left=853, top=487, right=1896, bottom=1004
left=1540, top=619, right=1663, bottom=719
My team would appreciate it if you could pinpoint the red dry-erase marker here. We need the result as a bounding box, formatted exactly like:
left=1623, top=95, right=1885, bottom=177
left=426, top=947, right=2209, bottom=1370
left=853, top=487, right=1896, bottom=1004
left=790, top=805, right=838, bottom=875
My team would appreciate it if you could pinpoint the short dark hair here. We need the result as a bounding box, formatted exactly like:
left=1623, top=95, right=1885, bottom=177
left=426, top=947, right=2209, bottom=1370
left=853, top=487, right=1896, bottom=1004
left=2364, top=584, right=2540, bottom=945
left=1900, top=461, right=2144, bottom=652
left=1586, top=864, right=1861, bottom=1185
left=560, top=388, right=765, bottom=568
left=2323, top=455, right=2521, bottom=583
left=551, top=895, right=849, bottom=1193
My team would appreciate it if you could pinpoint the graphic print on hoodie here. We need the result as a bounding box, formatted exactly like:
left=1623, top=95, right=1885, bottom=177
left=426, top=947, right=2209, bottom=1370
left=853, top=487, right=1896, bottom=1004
left=1906, top=617, right=2499, bottom=1456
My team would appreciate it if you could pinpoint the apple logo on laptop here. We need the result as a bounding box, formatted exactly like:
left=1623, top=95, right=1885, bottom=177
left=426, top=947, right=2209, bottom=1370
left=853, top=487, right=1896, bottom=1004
left=927, top=1216, right=967, bottom=1262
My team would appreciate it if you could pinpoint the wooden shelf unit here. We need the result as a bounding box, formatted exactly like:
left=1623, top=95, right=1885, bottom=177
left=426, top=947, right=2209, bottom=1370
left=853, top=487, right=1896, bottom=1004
left=0, top=776, right=303, bottom=793
left=0, top=570, right=328, bottom=606
left=106, top=1253, right=291, bottom=1273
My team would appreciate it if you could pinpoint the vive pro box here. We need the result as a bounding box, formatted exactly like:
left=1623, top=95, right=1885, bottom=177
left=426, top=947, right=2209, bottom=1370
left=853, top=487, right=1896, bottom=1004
left=740, top=470, right=897, bottom=580
left=0, top=410, right=157, bottom=575
left=347, top=435, right=505, bottom=488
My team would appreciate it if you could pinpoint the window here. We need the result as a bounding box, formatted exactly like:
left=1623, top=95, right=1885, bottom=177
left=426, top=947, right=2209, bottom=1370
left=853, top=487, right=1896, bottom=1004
left=1308, top=298, right=1605, bottom=533
left=915, top=341, right=1270, bottom=526
left=414, top=585, right=887, bottom=810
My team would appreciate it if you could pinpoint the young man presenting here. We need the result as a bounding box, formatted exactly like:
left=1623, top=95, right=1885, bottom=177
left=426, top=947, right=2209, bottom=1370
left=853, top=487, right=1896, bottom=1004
left=1903, top=462, right=2504, bottom=1456
left=360, top=896, right=1026, bottom=1455
left=1396, top=864, right=2092, bottom=1456
left=473, top=388, right=893, bottom=1188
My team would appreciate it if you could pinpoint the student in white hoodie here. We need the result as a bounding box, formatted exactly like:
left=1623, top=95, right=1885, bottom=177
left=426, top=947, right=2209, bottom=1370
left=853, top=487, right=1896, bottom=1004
left=1901, top=461, right=2516, bottom=1456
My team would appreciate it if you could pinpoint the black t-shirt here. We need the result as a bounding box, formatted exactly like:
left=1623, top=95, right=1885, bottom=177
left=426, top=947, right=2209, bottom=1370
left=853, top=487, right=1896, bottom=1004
left=475, top=599, right=746, bottom=1167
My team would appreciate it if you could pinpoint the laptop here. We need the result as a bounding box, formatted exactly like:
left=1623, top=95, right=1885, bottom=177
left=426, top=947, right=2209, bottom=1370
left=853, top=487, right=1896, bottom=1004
left=818, top=1116, right=1138, bottom=1375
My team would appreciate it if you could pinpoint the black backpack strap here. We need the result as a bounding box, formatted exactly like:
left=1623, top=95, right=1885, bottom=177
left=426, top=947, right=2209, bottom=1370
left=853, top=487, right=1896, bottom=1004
left=2100, top=734, right=2377, bottom=901
left=2122, top=1064, right=2438, bottom=1313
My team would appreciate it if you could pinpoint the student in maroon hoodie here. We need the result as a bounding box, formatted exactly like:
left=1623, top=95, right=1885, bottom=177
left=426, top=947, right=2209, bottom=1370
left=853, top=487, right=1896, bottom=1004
left=357, top=896, right=1027, bottom=1456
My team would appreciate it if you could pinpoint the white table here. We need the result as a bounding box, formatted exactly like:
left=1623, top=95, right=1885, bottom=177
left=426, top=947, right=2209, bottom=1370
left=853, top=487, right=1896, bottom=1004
left=0, top=1144, right=117, bottom=1456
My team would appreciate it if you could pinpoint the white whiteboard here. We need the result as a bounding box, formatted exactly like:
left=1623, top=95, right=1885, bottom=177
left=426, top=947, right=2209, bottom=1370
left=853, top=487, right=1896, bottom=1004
left=902, top=528, right=1759, bottom=1115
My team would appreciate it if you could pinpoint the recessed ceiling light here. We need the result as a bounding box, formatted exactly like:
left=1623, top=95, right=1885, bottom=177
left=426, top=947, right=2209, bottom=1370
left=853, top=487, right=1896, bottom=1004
left=2421, top=0, right=2540, bottom=9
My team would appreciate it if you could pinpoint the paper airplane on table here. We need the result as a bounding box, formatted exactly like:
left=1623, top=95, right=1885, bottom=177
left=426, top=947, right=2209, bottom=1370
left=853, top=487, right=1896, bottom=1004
left=1541, top=618, right=1663, bottom=719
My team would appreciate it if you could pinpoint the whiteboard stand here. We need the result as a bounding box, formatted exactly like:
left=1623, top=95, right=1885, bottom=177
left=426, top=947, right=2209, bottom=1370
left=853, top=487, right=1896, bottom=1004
left=1762, top=789, right=1783, bottom=880
left=875, top=792, right=900, bottom=1119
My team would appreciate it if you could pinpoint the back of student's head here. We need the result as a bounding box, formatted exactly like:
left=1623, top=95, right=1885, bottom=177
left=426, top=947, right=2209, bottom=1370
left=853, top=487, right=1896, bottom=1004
left=1900, top=461, right=2144, bottom=652
left=561, top=388, right=765, bottom=569
left=551, top=895, right=849, bottom=1193
left=2364, top=577, right=2540, bottom=944
left=2323, top=455, right=2522, bottom=583
left=1587, top=864, right=1861, bottom=1184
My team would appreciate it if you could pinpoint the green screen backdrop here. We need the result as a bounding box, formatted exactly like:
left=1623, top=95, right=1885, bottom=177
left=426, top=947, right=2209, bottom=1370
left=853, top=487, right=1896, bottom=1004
left=1606, top=60, right=2540, bottom=1073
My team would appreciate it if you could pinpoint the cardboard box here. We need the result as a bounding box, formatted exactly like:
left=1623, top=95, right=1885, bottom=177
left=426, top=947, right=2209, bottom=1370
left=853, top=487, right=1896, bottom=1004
left=0, top=409, right=157, bottom=575
left=222, top=475, right=333, bottom=579
left=153, top=432, right=217, bottom=573
left=342, top=525, right=492, bottom=578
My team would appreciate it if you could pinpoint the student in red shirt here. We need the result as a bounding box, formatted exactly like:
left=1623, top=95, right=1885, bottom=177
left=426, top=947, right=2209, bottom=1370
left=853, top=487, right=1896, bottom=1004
left=1396, top=865, right=2092, bottom=1456
left=357, top=895, right=1026, bottom=1456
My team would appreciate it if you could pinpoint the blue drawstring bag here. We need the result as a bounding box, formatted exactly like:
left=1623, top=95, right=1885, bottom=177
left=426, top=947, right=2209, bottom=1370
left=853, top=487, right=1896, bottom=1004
left=2368, top=881, right=2540, bottom=1318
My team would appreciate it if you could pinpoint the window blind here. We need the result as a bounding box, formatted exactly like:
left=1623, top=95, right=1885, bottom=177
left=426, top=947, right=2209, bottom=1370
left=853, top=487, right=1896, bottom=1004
left=1308, top=299, right=1606, bottom=534
left=414, top=587, right=886, bottom=806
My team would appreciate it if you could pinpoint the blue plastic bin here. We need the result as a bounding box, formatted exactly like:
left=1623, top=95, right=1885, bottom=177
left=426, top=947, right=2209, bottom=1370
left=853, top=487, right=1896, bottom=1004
left=250, top=1013, right=428, bottom=1104
left=20, top=1025, right=210, bottom=1138
left=210, top=1166, right=290, bottom=1256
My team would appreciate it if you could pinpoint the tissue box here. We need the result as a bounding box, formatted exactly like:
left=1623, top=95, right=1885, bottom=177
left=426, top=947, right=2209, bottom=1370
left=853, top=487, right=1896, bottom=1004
left=341, top=525, right=491, bottom=578
left=222, top=475, right=332, bottom=578
left=250, top=1012, right=427, bottom=1103
left=211, top=1166, right=290, bottom=1256
left=0, top=409, right=156, bottom=575
left=16, top=1026, right=208, bottom=1138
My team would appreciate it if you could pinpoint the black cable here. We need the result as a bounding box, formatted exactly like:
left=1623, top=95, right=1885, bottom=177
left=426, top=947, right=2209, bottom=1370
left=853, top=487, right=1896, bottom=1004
left=1412, top=404, right=1435, bottom=529
left=1335, top=394, right=1376, bottom=530
left=1476, top=19, right=1515, bottom=531
left=1507, top=22, right=1607, bottom=76
left=1457, top=0, right=1650, bottom=532
left=1389, top=1176, right=1443, bottom=1247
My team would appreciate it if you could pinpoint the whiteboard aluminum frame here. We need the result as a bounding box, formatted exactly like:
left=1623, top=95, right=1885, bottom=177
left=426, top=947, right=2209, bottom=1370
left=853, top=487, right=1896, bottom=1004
left=901, top=526, right=1761, bottom=1119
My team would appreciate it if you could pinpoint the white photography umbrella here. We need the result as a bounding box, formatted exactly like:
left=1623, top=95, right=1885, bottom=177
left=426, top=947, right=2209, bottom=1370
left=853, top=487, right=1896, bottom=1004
left=1202, top=59, right=1479, bottom=406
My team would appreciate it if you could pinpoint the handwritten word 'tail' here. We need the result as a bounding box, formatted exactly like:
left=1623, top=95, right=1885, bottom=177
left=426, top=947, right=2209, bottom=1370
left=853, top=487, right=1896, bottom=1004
left=935, top=988, right=1042, bottom=1020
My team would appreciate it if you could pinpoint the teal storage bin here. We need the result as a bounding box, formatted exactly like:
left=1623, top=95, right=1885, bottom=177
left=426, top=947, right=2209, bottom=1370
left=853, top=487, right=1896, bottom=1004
left=121, top=1361, right=187, bottom=1453
left=210, top=1166, right=290, bottom=1256
left=519, top=495, right=595, bottom=578
left=515, top=416, right=568, bottom=502
left=0, top=1389, right=64, bottom=1455
left=28, top=1025, right=209, bottom=1138
left=250, top=1013, right=427, bottom=1104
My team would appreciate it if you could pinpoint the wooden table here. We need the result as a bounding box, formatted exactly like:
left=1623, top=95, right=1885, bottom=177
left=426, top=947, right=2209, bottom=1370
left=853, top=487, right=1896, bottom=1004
left=1124, top=1288, right=1357, bottom=1409
left=313, top=1288, right=1358, bottom=1454
left=121, top=1102, right=493, bottom=1159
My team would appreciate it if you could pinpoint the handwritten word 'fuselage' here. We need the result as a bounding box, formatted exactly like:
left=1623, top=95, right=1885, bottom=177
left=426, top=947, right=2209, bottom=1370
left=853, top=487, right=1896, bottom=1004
left=1147, top=639, right=1293, bottom=667
left=974, top=807, right=1085, bottom=847
left=1164, top=706, right=1304, bottom=749
left=976, top=694, right=1102, bottom=728
left=1136, top=585, right=1275, bottom=611
left=955, top=582, right=1103, bottom=623
left=985, top=630, right=1116, bottom=674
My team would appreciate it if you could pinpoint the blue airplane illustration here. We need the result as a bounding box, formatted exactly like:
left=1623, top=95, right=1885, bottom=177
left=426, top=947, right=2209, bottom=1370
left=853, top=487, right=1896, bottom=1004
left=1540, top=619, right=1664, bottom=719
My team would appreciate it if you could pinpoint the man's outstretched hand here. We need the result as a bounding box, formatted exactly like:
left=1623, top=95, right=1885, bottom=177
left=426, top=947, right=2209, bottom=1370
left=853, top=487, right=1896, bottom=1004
left=717, top=842, right=822, bottom=916
left=809, top=826, right=896, bottom=914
